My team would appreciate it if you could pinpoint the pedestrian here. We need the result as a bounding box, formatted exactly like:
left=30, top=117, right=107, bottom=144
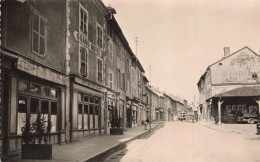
left=146, top=118, right=151, bottom=131
left=144, top=120, right=147, bottom=130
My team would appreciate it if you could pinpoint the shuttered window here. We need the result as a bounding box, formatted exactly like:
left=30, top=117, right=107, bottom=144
left=97, top=59, right=102, bottom=83
left=80, top=46, right=88, bottom=76
left=32, top=10, right=46, bottom=56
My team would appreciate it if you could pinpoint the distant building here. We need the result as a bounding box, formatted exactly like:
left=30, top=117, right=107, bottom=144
left=198, top=47, right=260, bottom=124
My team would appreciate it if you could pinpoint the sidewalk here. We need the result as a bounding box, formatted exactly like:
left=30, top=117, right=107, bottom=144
left=196, top=121, right=260, bottom=141
left=7, top=121, right=162, bottom=162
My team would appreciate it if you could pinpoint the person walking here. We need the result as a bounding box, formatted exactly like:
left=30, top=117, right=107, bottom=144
left=146, top=118, right=151, bottom=131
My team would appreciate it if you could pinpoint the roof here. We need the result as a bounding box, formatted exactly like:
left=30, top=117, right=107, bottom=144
left=212, top=86, right=260, bottom=98
left=197, top=46, right=259, bottom=86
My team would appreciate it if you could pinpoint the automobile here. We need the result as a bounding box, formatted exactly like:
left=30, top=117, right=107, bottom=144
left=177, top=111, right=186, bottom=121
left=242, top=113, right=258, bottom=124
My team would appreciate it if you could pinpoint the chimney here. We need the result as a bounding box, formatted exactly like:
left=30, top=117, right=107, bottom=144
left=224, top=47, right=230, bottom=57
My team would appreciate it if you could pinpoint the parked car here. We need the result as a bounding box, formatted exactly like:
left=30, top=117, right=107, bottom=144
left=237, top=113, right=258, bottom=124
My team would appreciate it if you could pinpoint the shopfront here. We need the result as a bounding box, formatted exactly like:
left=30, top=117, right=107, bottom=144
left=70, top=75, right=105, bottom=140
left=107, top=97, right=117, bottom=130
left=210, top=86, right=260, bottom=124
left=126, top=103, right=132, bottom=128
left=1, top=56, right=68, bottom=156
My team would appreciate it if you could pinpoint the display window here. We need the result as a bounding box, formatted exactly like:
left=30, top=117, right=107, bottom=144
left=78, top=93, right=100, bottom=130
left=17, top=79, right=60, bottom=135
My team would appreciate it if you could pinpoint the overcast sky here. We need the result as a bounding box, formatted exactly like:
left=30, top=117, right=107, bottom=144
left=103, top=0, right=260, bottom=103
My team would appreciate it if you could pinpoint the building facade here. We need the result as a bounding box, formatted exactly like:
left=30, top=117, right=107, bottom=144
left=198, top=47, right=260, bottom=124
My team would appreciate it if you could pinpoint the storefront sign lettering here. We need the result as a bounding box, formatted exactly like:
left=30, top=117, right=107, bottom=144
left=17, top=57, right=69, bottom=86
left=74, top=31, right=102, bottom=57
left=75, top=77, right=105, bottom=92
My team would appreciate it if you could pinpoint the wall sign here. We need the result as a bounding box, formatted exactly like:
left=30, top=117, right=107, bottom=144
left=75, top=77, right=105, bottom=92
left=17, top=57, right=69, bottom=86
left=73, top=31, right=103, bottom=57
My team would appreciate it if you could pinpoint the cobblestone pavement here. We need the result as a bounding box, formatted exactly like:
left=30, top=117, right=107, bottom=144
left=6, top=122, right=162, bottom=162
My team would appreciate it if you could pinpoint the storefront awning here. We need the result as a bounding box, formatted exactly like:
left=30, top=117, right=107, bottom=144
left=212, top=86, right=260, bottom=98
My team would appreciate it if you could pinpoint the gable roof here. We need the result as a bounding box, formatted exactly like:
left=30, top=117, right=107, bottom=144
left=197, top=46, right=260, bottom=86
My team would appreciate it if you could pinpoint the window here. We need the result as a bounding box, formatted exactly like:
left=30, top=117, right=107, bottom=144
left=80, top=46, right=88, bottom=76
left=78, top=104, right=83, bottom=129
left=17, top=96, right=27, bottom=134
left=18, top=80, right=28, bottom=92
left=30, top=83, right=40, bottom=94
left=126, top=59, right=130, bottom=73
left=109, top=42, right=113, bottom=60
left=17, top=80, right=59, bottom=135
left=117, top=44, right=121, bottom=59
left=97, top=24, right=103, bottom=48
left=97, top=59, right=102, bottom=83
left=32, top=10, right=47, bottom=56
left=252, top=73, right=258, bottom=80
left=118, top=69, right=121, bottom=87
left=122, top=73, right=125, bottom=90
left=51, top=102, right=57, bottom=132
left=79, top=4, right=88, bottom=35
left=109, top=72, right=113, bottom=89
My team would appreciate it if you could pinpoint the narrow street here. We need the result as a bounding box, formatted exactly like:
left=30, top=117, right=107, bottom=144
left=97, top=122, right=260, bottom=162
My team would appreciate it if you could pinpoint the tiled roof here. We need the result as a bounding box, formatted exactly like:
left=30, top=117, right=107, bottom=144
left=213, top=86, right=260, bottom=98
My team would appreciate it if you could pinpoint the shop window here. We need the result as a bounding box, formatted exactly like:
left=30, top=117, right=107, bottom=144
left=94, top=106, right=99, bottom=128
left=17, top=96, right=27, bottom=134
left=18, top=80, right=28, bottom=92
left=50, top=89, right=57, bottom=98
left=89, top=105, right=94, bottom=129
left=90, top=97, right=94, bottom=103
left=78, top=93, right=82, bottom=102
left=78, top=104, right=83, bottom=129
left=95, top=98, right=99, bottom=104
left=41, top=101, right=49, bottom=132
left=42, top=86, right=49, bottom=97
left=31, top=83, right=40, bottom=94
left=30, top=98, right=39, bottom=125
left=84, top=105, right=88, bottom=129
left=84, top=95, right=89, bottom=102
left=51, top=102, right=57, bottom=132
left=32, top=10, right=47, bottom=56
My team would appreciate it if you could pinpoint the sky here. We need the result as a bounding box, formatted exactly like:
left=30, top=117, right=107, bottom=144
left=102, top=0, right=260, bottom=103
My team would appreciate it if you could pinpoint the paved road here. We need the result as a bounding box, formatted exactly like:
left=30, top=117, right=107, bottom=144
left=97, top=122, right=260, bottom=162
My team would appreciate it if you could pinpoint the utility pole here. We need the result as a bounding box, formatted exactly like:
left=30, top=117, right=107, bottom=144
left=149, top=65, right=152, bottom=85
left=134, top=37, right=139, bottom=56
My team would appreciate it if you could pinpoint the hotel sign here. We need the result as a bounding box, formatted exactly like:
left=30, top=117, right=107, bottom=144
left=74, top=31, right=103, bottom=57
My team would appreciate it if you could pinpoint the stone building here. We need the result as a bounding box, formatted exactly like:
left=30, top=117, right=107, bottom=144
left=198, top=47, right=260, bottom=124
left=0, top=0, right=69, bottom=156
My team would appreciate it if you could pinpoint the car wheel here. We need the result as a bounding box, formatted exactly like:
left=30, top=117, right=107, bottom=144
left=248, top=118, right=254, bottom=124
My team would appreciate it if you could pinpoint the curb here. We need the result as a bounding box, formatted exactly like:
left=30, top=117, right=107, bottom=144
left=85, top=122, right=163, bottom=162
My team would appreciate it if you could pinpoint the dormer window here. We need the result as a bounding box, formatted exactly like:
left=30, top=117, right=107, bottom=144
left=252, top=73, right=258, bottom=80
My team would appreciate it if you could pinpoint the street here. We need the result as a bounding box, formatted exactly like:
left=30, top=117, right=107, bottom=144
left=97, top=122, right=260, bottom=162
